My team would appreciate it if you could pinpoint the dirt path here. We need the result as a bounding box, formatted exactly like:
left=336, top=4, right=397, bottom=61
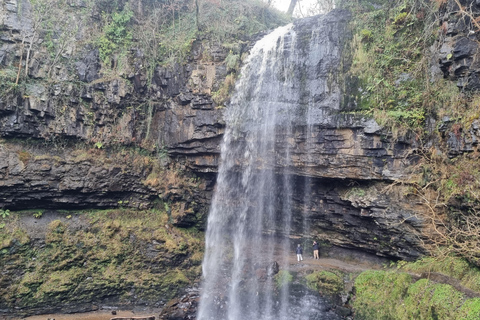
left=286, top=256, right=382, bottom=274
left=23, top=310, right=159, bottom=320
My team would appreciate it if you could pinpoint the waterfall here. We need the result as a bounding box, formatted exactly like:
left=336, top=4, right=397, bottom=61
left=198, top=12, right=346, bottom=320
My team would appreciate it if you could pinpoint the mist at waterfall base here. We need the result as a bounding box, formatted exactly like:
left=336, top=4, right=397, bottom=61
left=198, top=12, right=346, bottom=320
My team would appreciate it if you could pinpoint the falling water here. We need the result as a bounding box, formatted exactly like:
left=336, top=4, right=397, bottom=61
left=198, top=12, right=346, bottom=320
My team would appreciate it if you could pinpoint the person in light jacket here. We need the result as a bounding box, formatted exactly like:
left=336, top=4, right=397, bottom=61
left=296, top=244, right=303, bottom=262
left=313, top=241, right=319, bottom=259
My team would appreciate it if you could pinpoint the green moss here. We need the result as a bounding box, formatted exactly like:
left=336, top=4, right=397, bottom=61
left=399, top=280, right=463, bottom=319
left=457, top=298, right=480, bottom=320
left=34, top=268, right=84, bottom=299
left=354, top=270, right=412, bottom=319
left=275, top=270, right=293, bottom=288
left=305, top=270, right=344, bottom=295
left=0, top=209, right=204, bottom=310
left=353, top=269, right=480, bottom=320
left=401, top=256, right=480, bottom=293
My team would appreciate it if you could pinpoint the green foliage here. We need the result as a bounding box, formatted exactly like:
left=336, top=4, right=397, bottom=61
left=387, top=108, right=425, bottom=128
left=225, top=51, right=240, bottom=72
left=275, top=270, right=293, bottom=288
left=345, top=0, right=440, bottom=136
left=1, top=209, right=204, bottom=308
left=399, top=279, right=463, bottom=319
left=97, top=7, right=134, bottom=64
left=0, top=209, right=10, bottom=219
left=33, top=211, right=43, bottom=219
left=353, top=269, right=480, bottom=320
left=305, top=270, right=344, bottom=295
left=0, top=67, right=19, bottom=98
left=457, top=298, right=480, bottom=320
left=345, top=186, right=366, bottom=198
left=354, top=270, right=412, bottom=319
left=393, top=12, right=409, bottom=25
left=198, top=0, right=290, bottom=41
left=157, top=12, right=197, bottom=66
left=400, top=256, right=480, bottom=293
left=359, top=29, right=373, bottom=43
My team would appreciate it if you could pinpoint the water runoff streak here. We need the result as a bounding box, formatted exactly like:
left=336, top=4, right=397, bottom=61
left=198, top=13, right=344, bottom=320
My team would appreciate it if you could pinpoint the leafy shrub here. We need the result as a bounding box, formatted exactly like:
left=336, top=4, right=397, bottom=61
left=225, top=51, right=240, bottom=72
left=393, top=12, right=408, bottom=25
left=0, top=209, right=10, bottom=219
left=359, top=29, right=373, bottom=43
left=97, top=7, right=134, bottom=64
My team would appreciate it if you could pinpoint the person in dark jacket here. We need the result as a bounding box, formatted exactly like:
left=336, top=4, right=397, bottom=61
left=296, top=244, right=303, bottom=262
left=313, top=241, right=319, bottom=259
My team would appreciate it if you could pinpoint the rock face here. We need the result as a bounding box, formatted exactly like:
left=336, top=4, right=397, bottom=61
left=0, top=210, right=205, bottom=317
left=437, top=0, right=480, bottom=91
left=0, top=145, right=154, bottom=209
left=0, top=1, right=428, bottom=259
left=0, top=0, right=226, bottom=171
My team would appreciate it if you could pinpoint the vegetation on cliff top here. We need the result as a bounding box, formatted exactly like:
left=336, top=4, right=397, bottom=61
left=343, top=0, right=480, bottom=269
left=13, top=0, right=289, bottom=82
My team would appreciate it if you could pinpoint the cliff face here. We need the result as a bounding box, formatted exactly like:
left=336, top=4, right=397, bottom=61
left=1, top=0, right=478, bottom=316
left=0, top=1, right=426, bottom=260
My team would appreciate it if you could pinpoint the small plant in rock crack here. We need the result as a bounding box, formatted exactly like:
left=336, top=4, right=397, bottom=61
left=33, top=211, right=43, bottom=219
left=0, top=209, right=10, bottom=219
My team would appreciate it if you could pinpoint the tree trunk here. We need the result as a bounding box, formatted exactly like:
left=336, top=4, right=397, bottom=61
left=287, top=0, right=297, bottom=16
left=195, top=0, right=200, bottom=31
left=15, top=44, right=24, bottom=85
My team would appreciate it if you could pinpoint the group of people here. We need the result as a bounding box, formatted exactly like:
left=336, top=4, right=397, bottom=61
left=295, top=241, right=319, bottom=262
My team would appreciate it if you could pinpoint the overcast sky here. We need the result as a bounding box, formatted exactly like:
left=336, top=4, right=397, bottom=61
left=271, top=0, right=325, bottom=17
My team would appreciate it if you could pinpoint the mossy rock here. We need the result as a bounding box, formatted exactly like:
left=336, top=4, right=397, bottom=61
left=0, top=209, right=204, bottom=312
left=353, top=269, right=480, bottom=320
left=275, top=270, right=293, bottom=288
left=305, top=270, right=344, bottom=295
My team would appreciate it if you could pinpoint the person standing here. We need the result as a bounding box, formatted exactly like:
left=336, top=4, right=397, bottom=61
left=296, top=244, right=303, bottom=262
left=313, top=241, right=319, bottom=259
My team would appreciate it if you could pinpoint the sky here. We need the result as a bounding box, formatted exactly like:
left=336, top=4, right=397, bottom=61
left=271, top=0, right=325, bottom=17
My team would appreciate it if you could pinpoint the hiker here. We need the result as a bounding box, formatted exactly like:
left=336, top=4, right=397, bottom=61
left=313, top=241, right=319, bottom=259
left=296, top=244, right=303, bottom=262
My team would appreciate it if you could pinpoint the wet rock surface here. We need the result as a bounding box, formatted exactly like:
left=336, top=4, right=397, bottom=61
left=159, top=287, right=200, bottom=320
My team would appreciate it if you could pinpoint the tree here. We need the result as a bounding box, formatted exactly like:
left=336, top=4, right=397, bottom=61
left=287, top=0, right=297, bottom=16
left=295, top=0, right=336, bottom=17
